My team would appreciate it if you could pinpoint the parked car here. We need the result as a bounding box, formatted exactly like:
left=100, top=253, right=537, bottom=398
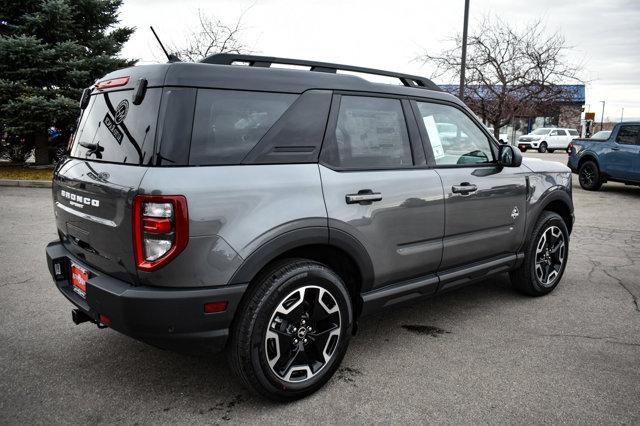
left=487, top=127, right=510, bottom=144
left=45, top=54, right=574, bottom=401
left=567, top=122, right=640, bottom=190
left=518, top=128, right=579, bottom=153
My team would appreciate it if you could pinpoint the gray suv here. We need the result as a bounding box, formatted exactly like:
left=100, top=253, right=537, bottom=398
left=45, top=54, right=574, bottom=400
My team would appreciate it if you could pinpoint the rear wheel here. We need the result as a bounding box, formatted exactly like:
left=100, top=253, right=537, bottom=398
left=578, top=160, right=602, bottom=190
left=510, top=211, right=569, bottom=296
left=227, top=259, right=352, bottom=401
left=538, top=142, right=548, bottom=153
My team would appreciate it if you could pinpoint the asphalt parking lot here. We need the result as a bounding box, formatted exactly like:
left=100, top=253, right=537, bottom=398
left=1, top=152, right=638, bottom=424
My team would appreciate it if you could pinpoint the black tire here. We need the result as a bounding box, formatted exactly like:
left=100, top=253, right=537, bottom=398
left=510, top=211, right=569, bottom=296
left=227, top=259, right=353, bottom=401
left=538, top=142, right=548, bottom=153
left=578, top=160, right=602, bottom=191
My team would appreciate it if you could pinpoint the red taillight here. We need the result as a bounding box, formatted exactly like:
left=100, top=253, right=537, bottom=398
left=142, top=217, right=172, bottom=234
left=204, top=301, right=228, bottom=314
left=133, top=195, right=188, bottom=271
left=567, top=142, right=573, bottom=154
left=95, top=76, right=129, bottom=90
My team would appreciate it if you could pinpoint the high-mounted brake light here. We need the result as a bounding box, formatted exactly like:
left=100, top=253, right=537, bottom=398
left=133, top=195, right=188, bottom=271
left=95, top=76, right=130, bottom=90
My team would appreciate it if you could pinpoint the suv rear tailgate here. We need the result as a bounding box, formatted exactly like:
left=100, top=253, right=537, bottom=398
left=54, top=160, right=148, bottom=283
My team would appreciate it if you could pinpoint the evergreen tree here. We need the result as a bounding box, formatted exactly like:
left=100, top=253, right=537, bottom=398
left=0, top=0, right=134, bottom=163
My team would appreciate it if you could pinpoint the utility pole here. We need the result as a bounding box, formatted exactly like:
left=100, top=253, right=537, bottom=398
left=599, top=100, right=605, bottom=131
left=621, top=107, right=624, bottom=122
left=459, top=0, right=470, bottom=100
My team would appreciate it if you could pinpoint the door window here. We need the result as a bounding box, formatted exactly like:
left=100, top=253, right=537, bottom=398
left=556, top=130, right=567, bottom=136
left=190, top=89, right=297, bottom=165
left=415, top=102, right=494, bottom=166
left=323, top=96, right=413, bottom=169
left=616, top=125, right=640, bottom=145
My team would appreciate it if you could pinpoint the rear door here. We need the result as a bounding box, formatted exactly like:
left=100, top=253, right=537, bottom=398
left=54, top=84, right=162, bottom=282
left=411, top=100, right=527, bottom=271
left=320, top=94, right=445, bottom=290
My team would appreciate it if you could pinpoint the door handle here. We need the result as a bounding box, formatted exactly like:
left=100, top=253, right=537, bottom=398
left=345, top=190, right=382, bottom=205
left=611, top=147, right=620, bottom=151
left=451, top=183, right=478, bottom=194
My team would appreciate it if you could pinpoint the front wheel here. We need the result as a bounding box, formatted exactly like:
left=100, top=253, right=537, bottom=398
left=578, top=160, right=602, bottom=191
left=227, top=259, right=352, bottom=401
left=538, top=142, right=548, bottom=153
left=510, top=211, right=569, bottom=296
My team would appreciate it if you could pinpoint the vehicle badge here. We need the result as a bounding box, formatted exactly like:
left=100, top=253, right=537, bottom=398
left=511, top=206, right=519, bottom=220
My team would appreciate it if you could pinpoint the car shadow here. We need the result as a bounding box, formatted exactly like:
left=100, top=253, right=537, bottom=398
left=74, top=273, right=523, bottom=414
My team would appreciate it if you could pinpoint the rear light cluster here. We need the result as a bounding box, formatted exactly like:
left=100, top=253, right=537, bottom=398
left=567, top=142, right=573, bottom=155
left=133, top=195, right=188, bottom=271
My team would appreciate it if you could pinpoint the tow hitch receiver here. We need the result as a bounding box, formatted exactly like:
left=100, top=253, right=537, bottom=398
left=71, top=308, right=93, bottom=325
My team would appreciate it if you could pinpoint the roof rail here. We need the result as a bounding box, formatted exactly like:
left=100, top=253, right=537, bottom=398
left=201, top=53, right=441, bottom=91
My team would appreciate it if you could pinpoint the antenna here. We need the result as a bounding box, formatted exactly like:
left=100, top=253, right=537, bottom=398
left=150, top=26, right=180, bottom=63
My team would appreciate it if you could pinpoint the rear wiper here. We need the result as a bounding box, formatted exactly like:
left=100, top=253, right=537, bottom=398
left=80, top=141, right=104, bottom=159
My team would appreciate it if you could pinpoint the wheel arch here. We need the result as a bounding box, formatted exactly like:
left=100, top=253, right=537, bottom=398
left=228, top=227, right=374, bottom=319
left=524, top=190, right=574, bottom=249
left=577, top=152, right=600, bottom=170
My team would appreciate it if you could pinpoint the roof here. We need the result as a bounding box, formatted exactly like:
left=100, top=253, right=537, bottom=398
left=98, top=58, right=462, bottom=106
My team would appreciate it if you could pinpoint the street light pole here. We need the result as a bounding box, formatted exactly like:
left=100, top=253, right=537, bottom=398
left=621, top=107, right=624, bottom=123
left=599, top=100, right=605, bottom=131
left=459, top=0, right=470, bottom=100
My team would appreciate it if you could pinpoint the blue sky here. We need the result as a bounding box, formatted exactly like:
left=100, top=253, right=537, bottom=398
left=119, top=0, right=640, bottom=121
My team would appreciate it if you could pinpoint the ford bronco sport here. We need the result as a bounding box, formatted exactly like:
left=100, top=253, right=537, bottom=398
left=46, top=54, right=574, bottom=400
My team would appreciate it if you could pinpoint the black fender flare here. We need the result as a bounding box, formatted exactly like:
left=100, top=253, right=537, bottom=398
left=524, top=189, right=574, bottom=248
left=228, top=226, right=375, bottom=291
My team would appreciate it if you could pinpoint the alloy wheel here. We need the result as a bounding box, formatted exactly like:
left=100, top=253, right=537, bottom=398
left=264, top=285, right=341, bottom=383
left=579, top=164, right=595, bottom=187
left=534, top=225, right=565, bottom=287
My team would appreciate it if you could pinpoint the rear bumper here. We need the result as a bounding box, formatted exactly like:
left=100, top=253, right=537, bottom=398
left=567, top=155, right=579, bottom=173
left=46, top=241, right=247, bottom=353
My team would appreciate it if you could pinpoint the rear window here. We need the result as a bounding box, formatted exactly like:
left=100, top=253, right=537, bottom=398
left=189, top=89, right=297, bottom=165
left=568, top=129, right=579, bottom=136
left=70, top=89, right=160, bottom=165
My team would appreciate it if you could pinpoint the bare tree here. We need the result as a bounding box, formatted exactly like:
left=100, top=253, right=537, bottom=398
left=171, top=9, right=251, bottom=62
left=417, top=17, right=582, bottom=140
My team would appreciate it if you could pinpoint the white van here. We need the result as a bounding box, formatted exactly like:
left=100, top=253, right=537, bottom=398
left=517, top=128, right=580, bottom=153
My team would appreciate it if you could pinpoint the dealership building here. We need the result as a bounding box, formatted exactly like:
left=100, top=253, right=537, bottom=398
left=441, top=84, right=586, bottom=143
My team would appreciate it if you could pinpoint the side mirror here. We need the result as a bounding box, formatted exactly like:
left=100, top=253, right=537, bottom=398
left=498, top=144, right=522, bottom=167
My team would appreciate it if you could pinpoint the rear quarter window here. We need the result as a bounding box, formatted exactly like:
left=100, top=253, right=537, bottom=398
left=189, top=89, right=297, bottom=165
left=70, top=88, right=160, bottom=165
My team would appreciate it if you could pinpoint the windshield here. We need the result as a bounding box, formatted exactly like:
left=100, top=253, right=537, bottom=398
left=531, top=128, right=550, bottom=135
left=590, top=131, right=611, bottom=139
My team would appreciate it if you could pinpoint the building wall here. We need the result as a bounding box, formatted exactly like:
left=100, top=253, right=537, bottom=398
left=558, top=104, right=582, bottom=130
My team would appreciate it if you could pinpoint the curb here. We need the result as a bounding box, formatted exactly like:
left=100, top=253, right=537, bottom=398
left=0, top=179, right=52, bottom=188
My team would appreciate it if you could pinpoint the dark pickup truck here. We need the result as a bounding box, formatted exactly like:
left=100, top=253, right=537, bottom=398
left=568, top=122, right=640, bottom=190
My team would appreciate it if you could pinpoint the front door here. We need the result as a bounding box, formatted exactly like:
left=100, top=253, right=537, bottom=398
left=319, top=94, right=445, bottom=290
left=603, top=124, right=640, bottom=181
left=412, top=100, right=528, bottom=270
